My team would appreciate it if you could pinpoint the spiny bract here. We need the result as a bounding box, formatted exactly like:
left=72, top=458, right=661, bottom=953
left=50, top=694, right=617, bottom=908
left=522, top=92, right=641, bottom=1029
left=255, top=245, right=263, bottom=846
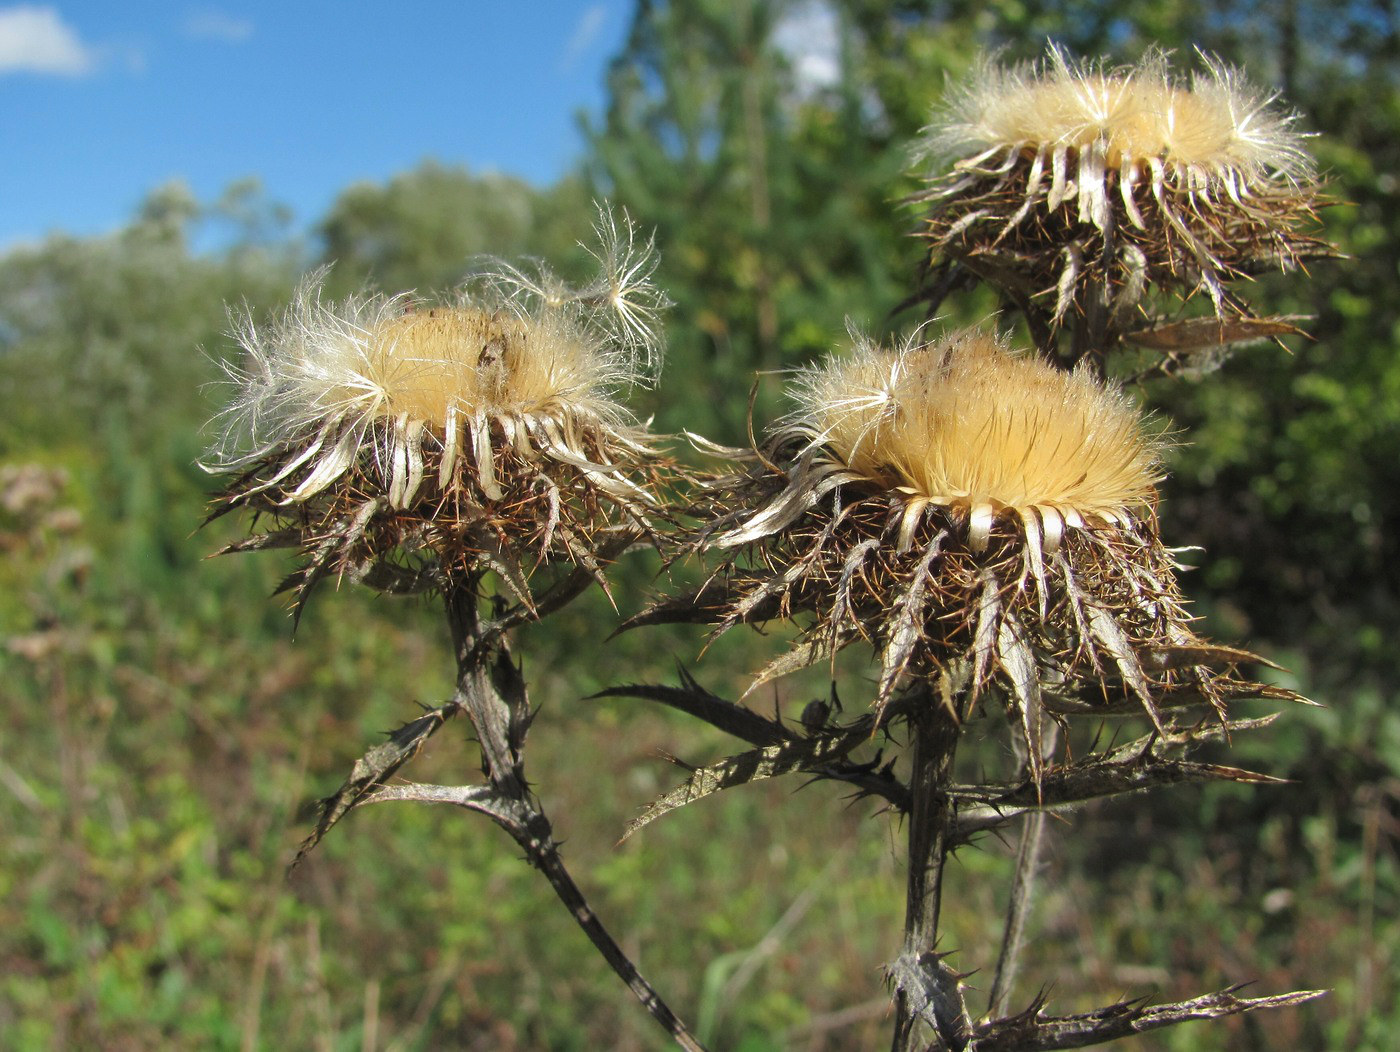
left=684, top=328, right=1267, bottom=755
left=205, top=208, right=671, bottom=608
left=912, top=45, right=1326, bottom=328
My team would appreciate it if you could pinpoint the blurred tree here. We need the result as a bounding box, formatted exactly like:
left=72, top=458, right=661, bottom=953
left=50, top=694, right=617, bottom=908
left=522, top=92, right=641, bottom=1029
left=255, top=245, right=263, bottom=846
left=585, top=0, right=980, bottom=438
left=0, top=180, right=297, bottom=448
left=0, top=181, right=299, bottom=591
left=316, top=161, right=595, bottom=296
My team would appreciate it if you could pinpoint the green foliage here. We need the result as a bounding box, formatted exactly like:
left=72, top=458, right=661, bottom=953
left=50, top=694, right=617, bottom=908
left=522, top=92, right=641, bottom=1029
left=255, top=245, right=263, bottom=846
left=2, top=1, right=1398, bottom=1048
left=317, top=162, right=597, bottom=297
left=584, top=0, right=977, bottom=440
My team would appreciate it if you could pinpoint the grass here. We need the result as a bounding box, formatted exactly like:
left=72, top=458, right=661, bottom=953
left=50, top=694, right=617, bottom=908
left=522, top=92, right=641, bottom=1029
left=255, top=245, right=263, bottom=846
left=1, top=444, right=1393, bottom=1051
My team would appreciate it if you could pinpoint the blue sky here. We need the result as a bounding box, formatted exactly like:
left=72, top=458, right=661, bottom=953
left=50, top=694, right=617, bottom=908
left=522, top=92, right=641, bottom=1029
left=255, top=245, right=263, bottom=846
left=0, top=1, right=635, bottom=250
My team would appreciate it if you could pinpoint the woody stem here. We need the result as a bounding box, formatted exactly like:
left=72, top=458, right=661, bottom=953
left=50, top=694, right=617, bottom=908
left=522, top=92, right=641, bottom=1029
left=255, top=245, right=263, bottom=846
left=442, top=576, right=708, bottom=1052
left=891, top=682, right=967, bottom=1051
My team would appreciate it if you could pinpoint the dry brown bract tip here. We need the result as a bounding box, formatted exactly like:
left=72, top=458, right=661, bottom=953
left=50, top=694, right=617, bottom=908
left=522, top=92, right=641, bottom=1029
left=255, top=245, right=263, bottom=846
left=912, top=45, right=1329, bottom=331
left=688, top=329, right=1276, bottom=764
left=204, top=207, right=671, bottom=612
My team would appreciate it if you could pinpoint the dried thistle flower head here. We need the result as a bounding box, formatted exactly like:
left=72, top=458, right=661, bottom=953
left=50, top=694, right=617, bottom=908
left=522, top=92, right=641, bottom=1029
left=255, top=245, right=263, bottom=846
left=687, top=328, right=1268, bottom=760
left=913, top=46, right=1328, bottom=330
left=206, top=207, right=671, bottom=610
left=790, top=329, right=1160, bottom=551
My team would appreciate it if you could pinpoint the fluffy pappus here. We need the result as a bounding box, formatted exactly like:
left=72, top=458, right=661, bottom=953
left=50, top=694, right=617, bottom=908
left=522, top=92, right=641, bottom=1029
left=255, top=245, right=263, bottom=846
left=924, top=46, right=1312, bottom=187
left=912, top=46, right=1330, bottom=341
left=787, top=328, right=1162, bottom=551
left=204, top=208, right=672, bottom=611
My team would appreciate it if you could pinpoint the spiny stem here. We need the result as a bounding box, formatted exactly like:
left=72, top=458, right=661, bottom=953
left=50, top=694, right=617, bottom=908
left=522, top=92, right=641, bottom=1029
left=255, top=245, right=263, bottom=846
left=891, top=686, right=966, bottom=1051
left=989, top=721, right=1059, bottom=1017
left=988, top=809, right=1047, bottom=1017
left=442, top=576, right=708, bottom=1052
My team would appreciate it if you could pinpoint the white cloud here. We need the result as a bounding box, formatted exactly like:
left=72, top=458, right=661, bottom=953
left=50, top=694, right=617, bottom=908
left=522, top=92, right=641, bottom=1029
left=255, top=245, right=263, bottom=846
left=0, top=5, right=97, bottom=76
left=184, top=9, right=253, bottom=44
left=773, top=0, right=842, bottom=98
left=561, top=4, right=606, bottom=73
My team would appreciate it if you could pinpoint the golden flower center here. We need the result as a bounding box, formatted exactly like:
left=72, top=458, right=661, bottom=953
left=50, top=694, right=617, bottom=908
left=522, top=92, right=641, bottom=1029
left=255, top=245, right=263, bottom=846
left=345, top=308, right=590, bottom=427
left=804, top=333, right=1159, bottom=521
left=999, top=77, right=1242, bottom=169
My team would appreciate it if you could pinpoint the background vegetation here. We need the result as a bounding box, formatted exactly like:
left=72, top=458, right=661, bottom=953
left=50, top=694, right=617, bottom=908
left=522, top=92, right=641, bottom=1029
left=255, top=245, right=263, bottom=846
left=2, top=1, right=1396, bottom=1048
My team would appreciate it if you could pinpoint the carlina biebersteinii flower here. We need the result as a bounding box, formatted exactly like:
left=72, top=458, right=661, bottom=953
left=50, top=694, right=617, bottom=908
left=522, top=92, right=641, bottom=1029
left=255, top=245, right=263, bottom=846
left=911, top=45, right=1330, bottom=335
left=204, top=207, right=671, bottom=614
left=685, top=328, right=1287, bottom=769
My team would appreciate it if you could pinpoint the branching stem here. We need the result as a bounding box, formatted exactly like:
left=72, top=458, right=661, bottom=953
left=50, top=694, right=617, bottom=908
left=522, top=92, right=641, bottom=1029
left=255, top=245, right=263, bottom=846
left=441, top=576, right=708, bottom=1052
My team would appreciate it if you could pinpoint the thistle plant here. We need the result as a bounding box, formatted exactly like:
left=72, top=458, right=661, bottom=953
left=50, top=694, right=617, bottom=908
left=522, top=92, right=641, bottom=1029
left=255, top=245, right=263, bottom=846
left=605, top=44, right=1332, bottom=1051
left=205, top=210, right=707, bottom=1051
left=205, top=45, right=1336, bottom=1052
left=622, top=326, right=1308, bottom=1048
left=207, top=208, right=669, bottom=612
left=677, top=329, right=1272, bottom=739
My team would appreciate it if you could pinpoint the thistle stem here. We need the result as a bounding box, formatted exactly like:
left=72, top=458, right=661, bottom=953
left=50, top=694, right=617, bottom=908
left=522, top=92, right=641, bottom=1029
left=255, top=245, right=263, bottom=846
left=442, top=577, right=708, bottom=1052
left=988, top=721, right=1059, bottom=1017
left=891, top=689, right=968, bottom=1051
left=988, top=809, right=1047, bottom=1017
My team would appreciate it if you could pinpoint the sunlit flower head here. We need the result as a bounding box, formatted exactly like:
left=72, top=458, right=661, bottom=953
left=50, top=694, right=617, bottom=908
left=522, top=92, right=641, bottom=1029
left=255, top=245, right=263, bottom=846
left=912, top=45, right=1327, bottom=327
left=925, top=46, right=1312, bottom=189
left=205, top=207, right=671, bottom=608
left=789, top=328, right=1161, bottom=551
left=683, top=327, right=1259, bottom=747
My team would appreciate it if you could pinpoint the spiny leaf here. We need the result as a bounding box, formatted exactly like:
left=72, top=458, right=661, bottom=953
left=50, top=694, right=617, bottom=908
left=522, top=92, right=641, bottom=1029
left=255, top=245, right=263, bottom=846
left=593, top=667, right=790, bottom=746
left=476, top=531, right=536, bottom=612
left=971, top=568, right=1002, bottom=694
left=877, top=536, right=944, bottom=711
left=974, top=984, right=1326, bottom=1051
left=997, top=612, right=1045, bottom=786
left=952, top=750, right=1287, bottom=843
left=622, top=729, right=868, bottom=842
left=613, top=587, right=734, bottom=632
left=746, top=637, right=829, bottom=696
left=210, top=529, right=303, bottom=556
left=351, top=559, right=437, bottom=595
left=1145, top=642, right=1281, bottom=672
left=1125, top=315, right=1307, bottom=353
left=290, top=701, right=461, bottom=871
left=1084, top=600, right=1162, bottom=731
left=290, top=498, right=382, bottom=629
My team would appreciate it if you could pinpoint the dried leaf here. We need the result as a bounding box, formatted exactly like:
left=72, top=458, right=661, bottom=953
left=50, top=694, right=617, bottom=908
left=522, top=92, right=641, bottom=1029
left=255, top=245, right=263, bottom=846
left=1125, top=316, right=1307, bottom=352
left=974, top=985, right=1326, bottom=1051
left=747, top=638, right=828, bottom=695
left=211, top=529, right=303, bottom=556
left=1085, top=601, right=1162, bottom=731
left=971, top=569, right=1002, bottom=694
left=886, top=952, right=973, bottom=1051
left=998, top=613, right=1044, bottom=785
left=594, top=668, right=789, bottom=747
left=622, top=729, right=867, bottom=841
left=1145, top=642, right=1280, bottom=672
left=290, top=701, right=462, bottom=871
left=877, top=537, right=944, bottom=709
left=477, top=532, right=536, bottom=612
